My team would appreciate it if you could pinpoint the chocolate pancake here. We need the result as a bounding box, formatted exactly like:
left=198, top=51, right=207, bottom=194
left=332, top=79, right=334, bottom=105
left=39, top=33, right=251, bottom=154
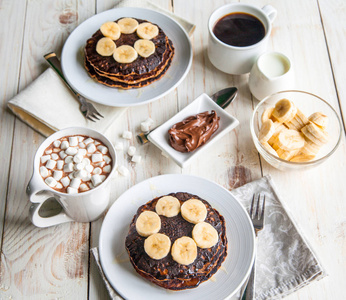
left=125, top=192, right=228, bottom=290
left=85, top=18, right=170, bottom=77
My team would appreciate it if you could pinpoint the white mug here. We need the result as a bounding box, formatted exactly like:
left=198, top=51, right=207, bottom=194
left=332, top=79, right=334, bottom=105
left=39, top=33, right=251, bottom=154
left=208, top=3, right=277, bottom=75
left=248, top=51, right=295, bottom=100
left=27, top=127, right=117, bottom=227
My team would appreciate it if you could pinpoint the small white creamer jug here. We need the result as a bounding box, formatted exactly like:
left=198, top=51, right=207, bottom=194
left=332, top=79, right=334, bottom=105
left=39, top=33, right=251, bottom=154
left=248, top=51, right=294, bottom=100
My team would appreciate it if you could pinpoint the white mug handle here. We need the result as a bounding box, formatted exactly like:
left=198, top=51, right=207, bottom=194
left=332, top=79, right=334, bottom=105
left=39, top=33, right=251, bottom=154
left=262, top=5, right=277, bottom=23
left=27, top=175, right=73, bottom=227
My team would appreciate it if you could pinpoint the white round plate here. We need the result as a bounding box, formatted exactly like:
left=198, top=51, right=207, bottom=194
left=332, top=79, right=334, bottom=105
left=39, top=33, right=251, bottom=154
left=99, top=174, right=255, bottom=300
left=61, top=8, right=192, bottom=107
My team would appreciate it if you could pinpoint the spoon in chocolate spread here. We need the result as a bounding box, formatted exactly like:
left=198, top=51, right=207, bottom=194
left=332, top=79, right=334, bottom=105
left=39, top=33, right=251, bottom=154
left=137, top=87, right=238, bottom=145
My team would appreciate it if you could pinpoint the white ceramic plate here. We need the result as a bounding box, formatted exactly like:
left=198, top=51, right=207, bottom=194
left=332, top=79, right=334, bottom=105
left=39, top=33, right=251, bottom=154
left=99, top=174, right=255, bottom=300
left=148, top=93, right=239, bottom=167
left=61, top=8, right=192, bottom=107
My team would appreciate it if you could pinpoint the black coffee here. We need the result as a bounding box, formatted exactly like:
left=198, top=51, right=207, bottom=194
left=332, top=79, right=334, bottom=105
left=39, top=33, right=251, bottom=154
left=213, top=12, right=265, bottom=47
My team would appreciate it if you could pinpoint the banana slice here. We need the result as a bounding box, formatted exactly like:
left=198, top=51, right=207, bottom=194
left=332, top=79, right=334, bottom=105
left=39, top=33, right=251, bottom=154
left=155, top=196, right=181, bottom=217
left=171, top=236, right=197, bottom=265
left=296, top=109, right=310, bottom=126
left=259, top=119, right=276, bottom=142
left=268, top=124, right=287, bottom=146
left=134, top=39, right=156, bottom=58
left=290, top=152, right=316, bottom=162
left=135, top=211, right=161, bottom=237
left=117, top=17, right=139, bottom=34
left=309, top=112, right=328, bottom=129
left=272, top=99, right=297, bottom=123
left=301, top=139, right=321, bottom=155
left=181, top=199, right=207, bottom=224
left=113, top=45, right=138, bottom=63
left=100, top=21, right=121, bottom=40
left=192, top=222, right=218, bottom=248
left=136, top=22, right=159, bottom=39
left=276, top=129, right=305, bottom=151
left=261, top=107, right=275, bottom=123
left=276, top=148, right=300, bottom=160
left=302, top=122, right=328, bottom=145
left=96, top=37, right=116, bottom=56
left=261, top=141, right=279, bottom=157
left=144, top=233, right=171, bottom=260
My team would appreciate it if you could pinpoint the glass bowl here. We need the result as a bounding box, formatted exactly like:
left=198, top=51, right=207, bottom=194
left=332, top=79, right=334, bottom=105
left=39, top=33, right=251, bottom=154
left=250, top=90, right=342, bottom=170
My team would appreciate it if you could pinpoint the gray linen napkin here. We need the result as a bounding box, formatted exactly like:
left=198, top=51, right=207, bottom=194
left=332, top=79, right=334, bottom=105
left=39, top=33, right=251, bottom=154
left=91, top=175, right=326, bottom=300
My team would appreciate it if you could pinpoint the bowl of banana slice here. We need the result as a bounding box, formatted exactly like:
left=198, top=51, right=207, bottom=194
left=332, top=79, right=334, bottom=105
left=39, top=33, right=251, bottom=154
left=250, top=90, right=342, bottom=170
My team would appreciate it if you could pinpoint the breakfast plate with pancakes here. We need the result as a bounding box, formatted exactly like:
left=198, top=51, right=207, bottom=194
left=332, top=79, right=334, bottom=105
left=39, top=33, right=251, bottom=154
left=61, top=7, right=192, bottom=107
left=99, top=174, right=255, bottom=300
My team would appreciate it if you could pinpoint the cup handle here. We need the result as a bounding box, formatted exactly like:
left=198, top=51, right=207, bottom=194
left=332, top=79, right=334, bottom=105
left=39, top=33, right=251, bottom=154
left=262, top=5, right=277, bottom=23
left=27, top=175, right=74, bottom=227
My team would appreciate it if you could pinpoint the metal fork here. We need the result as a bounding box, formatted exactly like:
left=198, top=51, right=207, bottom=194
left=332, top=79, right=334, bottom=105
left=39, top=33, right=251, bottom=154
left=241, top=194, right=266, bottom=300
left=44, top=52, right=104, bottom=122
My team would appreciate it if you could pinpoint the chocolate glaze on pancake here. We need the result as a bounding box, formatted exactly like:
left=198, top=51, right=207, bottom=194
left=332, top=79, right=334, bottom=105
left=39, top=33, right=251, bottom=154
left=125, top=192, right=228, bottom=290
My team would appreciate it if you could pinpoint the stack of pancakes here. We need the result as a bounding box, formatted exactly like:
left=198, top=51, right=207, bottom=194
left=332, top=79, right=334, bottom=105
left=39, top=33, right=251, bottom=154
left=125, top=192, right=228, bottom=290
left=84, top=18, right=174, bottom=89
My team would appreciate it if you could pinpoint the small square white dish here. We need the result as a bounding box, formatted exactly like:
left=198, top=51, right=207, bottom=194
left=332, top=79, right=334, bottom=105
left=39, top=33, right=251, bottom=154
left=148, top=93, right=239, bottom=167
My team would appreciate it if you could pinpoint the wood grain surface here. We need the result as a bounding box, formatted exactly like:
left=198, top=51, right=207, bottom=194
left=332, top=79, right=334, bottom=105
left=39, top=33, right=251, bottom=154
left=0, top=0, right=345, bottom=299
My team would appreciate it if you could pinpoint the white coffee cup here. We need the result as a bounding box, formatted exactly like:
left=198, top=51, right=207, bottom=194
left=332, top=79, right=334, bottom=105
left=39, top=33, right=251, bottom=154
left=208, top=3, right=277, bottom=75
left=27, top=127, right=117, bottom=227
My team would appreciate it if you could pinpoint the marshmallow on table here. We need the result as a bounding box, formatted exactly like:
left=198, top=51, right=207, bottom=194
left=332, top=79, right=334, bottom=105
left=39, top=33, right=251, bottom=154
left=141, top=117, right=154, bottom=132
left=131, top=155, right=142, bottom=163
left=122, top=131, right=132, bottom=140
left=127, top=146, right=136, bottom=156
left=118, top=166, right=129, bottom=177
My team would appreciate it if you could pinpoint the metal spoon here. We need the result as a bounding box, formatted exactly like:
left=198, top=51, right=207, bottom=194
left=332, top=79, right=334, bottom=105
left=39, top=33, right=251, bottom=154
left=137, top=87, right=238, bottom=145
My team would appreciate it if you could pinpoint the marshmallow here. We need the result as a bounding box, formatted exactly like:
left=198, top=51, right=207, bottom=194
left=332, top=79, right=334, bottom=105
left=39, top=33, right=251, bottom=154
left=77, top=149, right=87, bottom=156
left=74, top=163, right=84, bottom=171
left=97, top=145, right=108, bottom=154
left=91, top=174, right=102, bottom=186
left=85, top=164, right=94, bottom=173
left=61, top=176, right=70, bottom=187
left=87, top=143, right=96, bottom=153
left=131, top=155, right=142, bottom=163
left=59, top=151, right=67, bottom=159
left=56, top=182, right=63, bottom=189
left=53, top=140, right=61, bottom=148
left=92, top=153, right=103, bottom=163
left=53, top=148, right=60, bottom=153
left=103, top=165, right=111, bottom=173
left=70, top=178, right=81, bottom=189
left=100, top=175, right=106, bottom=182
left=68, top=173, right=75, bottom=179
left=57, top=160, right=64, bottom=170
left=46, top=159, right=57, bottom=170
left=80, top=183, right=89, bottom=192
left=45, top=149, right=52, bottom=155
left=140, top=122, right=150, bottom=133
left=127, top=146, right=136, bottom=156
left=84, top=138, right=94, bottom=145
left=73, top=154, right=84, bottom=163
left=51, top=153, right=59, bottom=160
left=96, top=161, right=105, bottom=168
left=79, top=142, right=86, bottom=148
left=118, top=166, right=129, bottom=177
left=122, top=131, right=132, bottom=140
left=82, top=173, right=91, bottom=182
left=69, top=136, right=79, bottom=146
left=65, top=147, right=78, bottom=156
left=93, top=167, right=102, bottom=175
left=67, top=187, right=78, bottom=194
left=41, top=155, right=51, bottom=164
left=61, top=140, right=69, bottom=149
left=82, top=158, right=91, bottom=166
left=78, top=136, right=84, bottom=142
left=104, top=156, right=112, bottom=164
left=40, top=166, right=49, bottom=178
left=65, top=156, right=73, bottom=163
left=145, top=117, right=154, bottom=126
left=63, top=162, right=74, bottom=173
left=45, top=177, right=57, bottom=187
left=74, top=170, right=87, bottom=179
left=95, top=141, right=101, bottom=145
left=53, top=170, right=63, bottom=181
left=114, top=142, right=123, bottom=151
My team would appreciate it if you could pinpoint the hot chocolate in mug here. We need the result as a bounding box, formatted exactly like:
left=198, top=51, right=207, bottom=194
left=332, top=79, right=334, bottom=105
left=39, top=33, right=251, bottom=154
left=208, top=3, right=277, bottom=75
left=27, top=127, right=117, bottom=227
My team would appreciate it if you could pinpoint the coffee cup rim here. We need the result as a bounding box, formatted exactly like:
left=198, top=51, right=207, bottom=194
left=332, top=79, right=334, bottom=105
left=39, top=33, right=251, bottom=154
left=208, top=3, right=272, bottom=50
left=32, top=127, right=117, bottom=197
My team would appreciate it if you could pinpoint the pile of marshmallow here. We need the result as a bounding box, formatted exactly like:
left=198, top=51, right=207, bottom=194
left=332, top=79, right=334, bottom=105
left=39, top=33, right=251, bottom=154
left=40, top=136, right=112, bottom=194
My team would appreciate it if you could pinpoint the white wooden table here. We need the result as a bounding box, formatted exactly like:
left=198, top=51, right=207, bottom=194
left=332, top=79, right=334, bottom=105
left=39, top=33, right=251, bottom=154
left=1, top=0, right=346, bottom=299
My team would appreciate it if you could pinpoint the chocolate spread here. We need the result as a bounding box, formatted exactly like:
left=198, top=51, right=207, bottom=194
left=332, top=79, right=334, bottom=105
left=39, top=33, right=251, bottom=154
left=168, top=110, right=220, bottom=153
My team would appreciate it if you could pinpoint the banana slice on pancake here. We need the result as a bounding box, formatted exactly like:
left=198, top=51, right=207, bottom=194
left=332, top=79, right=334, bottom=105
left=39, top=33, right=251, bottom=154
left=96, top=37, right=116, bottom=56
left=134, top=39, right=155, bottom=58
left=117, top=17, right=139, bottom=34
left=144, top=233, right=171, bottom=260
left=155, top=196, right=181, bottom=217
left=135, top=210, right=161, bottom=237
left=272, top=98, right=297, bottom=123
left=100, top=21, right=121, bottom=40
left=113, top=45, right=138, bottom=63
left=181, top=199, right=207, bottom=224
left=192, top=222, right=218, bottom=249
left=171, top=236, right=197, bottom=265
left=137, top=22, right=159, bottom=39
